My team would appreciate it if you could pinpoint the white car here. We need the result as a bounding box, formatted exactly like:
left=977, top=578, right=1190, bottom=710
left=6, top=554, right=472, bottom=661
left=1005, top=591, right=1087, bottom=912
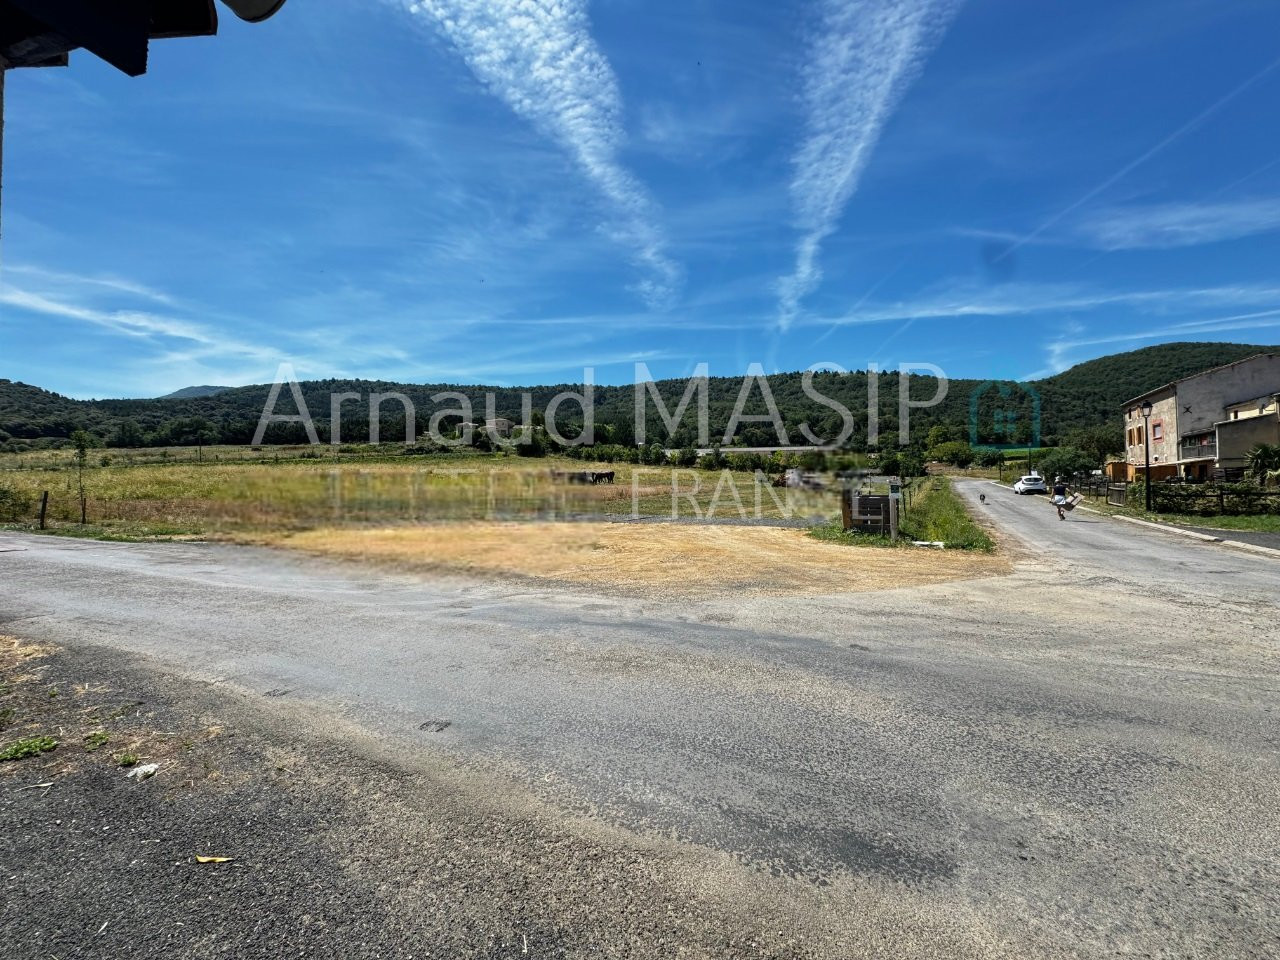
left=1013, top=475, right=1048, bottom=495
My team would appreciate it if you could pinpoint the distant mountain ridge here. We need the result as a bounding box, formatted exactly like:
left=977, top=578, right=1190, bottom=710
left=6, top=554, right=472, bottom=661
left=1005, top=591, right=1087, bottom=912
left=1, top=341, right=1276, bottom=450
left=159, top=385, right=233, bottom=400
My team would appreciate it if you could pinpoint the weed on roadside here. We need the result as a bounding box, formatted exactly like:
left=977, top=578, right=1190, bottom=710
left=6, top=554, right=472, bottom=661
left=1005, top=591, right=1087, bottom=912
left=0, top=736, right=58, bottom=762
left=83, top=731, right=110, bottom=752
left=807, top=522, right=911, bottom=548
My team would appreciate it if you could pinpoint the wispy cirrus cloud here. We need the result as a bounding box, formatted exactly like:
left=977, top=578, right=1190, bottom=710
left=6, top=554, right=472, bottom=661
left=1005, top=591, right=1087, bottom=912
left=777, top=0, right=960, bottom=331
left=2, top=264, right=178, bottom=306
left=961, top=197, right=1280, bottom=252
left=1072, top=197, right=1280, bottom=250
left=807, top=279, right=1280, bottom=328
left=397, top=0, right=680, bottom=306
left=0, top=272, right=296, bottom=395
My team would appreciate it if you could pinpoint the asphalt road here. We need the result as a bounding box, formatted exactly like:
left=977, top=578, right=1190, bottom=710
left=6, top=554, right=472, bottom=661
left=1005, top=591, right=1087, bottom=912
left=2, top=484, right=1279, bottom=957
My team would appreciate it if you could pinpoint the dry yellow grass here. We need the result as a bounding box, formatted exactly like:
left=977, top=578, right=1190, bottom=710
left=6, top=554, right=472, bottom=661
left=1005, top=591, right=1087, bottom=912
left=272, top=522, right=1011, bottom=598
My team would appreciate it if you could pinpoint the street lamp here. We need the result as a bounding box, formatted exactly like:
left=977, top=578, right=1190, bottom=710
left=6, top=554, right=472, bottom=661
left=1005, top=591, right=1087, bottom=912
left=1140, top=399, right=1153, bottom=512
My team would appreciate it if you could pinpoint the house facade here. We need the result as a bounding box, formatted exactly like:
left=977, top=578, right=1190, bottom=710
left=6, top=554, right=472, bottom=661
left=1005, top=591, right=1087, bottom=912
left=485, top=417, right=516, bottom=439
left=1118, top=353, right=1280, bottom=481
left=1217, top=392, right=1280, bottom=470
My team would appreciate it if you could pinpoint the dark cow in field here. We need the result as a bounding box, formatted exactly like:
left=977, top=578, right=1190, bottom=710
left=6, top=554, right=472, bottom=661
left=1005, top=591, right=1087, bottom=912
left=550, top=469, right=615, bottom=485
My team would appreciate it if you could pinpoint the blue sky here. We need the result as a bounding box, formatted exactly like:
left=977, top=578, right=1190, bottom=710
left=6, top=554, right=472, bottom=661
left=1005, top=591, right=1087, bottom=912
left=3, top=0, right=1280, bottom=398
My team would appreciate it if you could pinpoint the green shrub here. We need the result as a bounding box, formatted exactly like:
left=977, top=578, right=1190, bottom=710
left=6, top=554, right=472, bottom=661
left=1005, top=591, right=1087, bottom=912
left=0, top=483, right=33, bottom=522
left=925, top=440, right=975, bottom=467
left=83, top=731, right=110, bottom=752
left=0, top=736, right=58, bottom=761
left=807, top=521, right=905, bottom=548
left=900, top=477, right=995, bottom=551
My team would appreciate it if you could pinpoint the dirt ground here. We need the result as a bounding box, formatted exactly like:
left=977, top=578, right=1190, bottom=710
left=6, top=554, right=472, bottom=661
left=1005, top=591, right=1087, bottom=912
left=269, top=522, right=1011, bottom=597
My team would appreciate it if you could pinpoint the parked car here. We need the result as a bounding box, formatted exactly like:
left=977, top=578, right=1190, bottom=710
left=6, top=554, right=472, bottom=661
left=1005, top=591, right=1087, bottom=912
left=1013, top=475, right=1048, bottom=494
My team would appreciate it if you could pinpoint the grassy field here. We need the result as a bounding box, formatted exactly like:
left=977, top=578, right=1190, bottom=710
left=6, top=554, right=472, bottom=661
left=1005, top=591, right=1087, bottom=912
left=0, top=446, right=1009, bottom=593
left=0, top=447, right=834, bottom=538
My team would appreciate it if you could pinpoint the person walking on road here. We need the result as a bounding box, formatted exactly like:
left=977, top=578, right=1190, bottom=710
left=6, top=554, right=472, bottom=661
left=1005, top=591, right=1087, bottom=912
left=1052, top=476, right=1072, bottom=521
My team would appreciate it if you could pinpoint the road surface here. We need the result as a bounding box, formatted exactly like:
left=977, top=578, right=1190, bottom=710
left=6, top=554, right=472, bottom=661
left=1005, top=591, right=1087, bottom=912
left=2, top=480, right=1278, bottom=957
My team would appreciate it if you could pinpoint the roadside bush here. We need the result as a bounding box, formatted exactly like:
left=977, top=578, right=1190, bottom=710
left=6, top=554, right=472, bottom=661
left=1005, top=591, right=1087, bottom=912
left=973, top=448, right=1005, bottom=468
left=0, top=483, right=33, bottom=522
left=641, top=443, right=668, bottom=465
left=697, top=448, right=724, bottom=471
left=725, top=452, right=764, bottom=472
left=900, top=477, right=994, bottom=551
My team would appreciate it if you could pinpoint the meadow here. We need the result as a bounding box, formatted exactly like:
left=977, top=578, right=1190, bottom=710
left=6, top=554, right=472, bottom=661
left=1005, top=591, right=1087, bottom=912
left=0, top=445, right=1008, bottom=596
left=0, top=446, right=834, bottom=538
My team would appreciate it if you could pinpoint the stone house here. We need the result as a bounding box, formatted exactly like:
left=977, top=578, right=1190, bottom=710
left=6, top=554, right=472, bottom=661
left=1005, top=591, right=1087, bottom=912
left=1119, top=353, right=1280, bottom=481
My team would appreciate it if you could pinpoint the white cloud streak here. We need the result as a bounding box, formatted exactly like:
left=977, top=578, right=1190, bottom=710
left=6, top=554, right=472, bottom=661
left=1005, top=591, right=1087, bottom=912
left=1072, top=198, right=1280, bottom=250
left=0, top=277, right=294, bottom=394
left=777, top=0, right=960, bottom=331
left=399, top=0, right=680, bottom=305
left=809, top=280, right=1280, bottom=328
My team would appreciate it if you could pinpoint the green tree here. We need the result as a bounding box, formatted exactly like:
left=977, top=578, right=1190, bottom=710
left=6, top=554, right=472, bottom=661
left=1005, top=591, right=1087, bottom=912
left=515, top=428, right=547, bottom=457
left=1037, top=446, right=1098, bottom=482
left=168, top=416, right=219, bottom=460
left=926, top=424, right=963, bottom=448
left=1062, top=425, right=1123, bottom=465
left=641, top=442, right=667, bottom=465
left=71, top=429, right=96, bottom=525
left=926, top=440, right=975, bottom=467
left=111, top=419, right=146, bottom=449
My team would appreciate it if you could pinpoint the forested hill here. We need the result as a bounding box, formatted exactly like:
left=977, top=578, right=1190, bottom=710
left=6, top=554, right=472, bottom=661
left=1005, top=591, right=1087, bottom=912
left=158, top=385, right=233, bottom=400
left=1, top=341, right=1275, bottom=451
left=1031, top=341, right=1279, bottom=428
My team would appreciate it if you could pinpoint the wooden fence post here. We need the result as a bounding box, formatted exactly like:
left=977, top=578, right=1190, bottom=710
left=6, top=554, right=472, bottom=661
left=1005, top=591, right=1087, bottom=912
left=38, top=490, right=48, bottom=530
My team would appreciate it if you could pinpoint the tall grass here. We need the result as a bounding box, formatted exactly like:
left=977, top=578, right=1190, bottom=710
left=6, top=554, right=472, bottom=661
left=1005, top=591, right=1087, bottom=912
left=0, top=455, right=832, bottom=536
left=900, top=477, right=995, bottom=551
